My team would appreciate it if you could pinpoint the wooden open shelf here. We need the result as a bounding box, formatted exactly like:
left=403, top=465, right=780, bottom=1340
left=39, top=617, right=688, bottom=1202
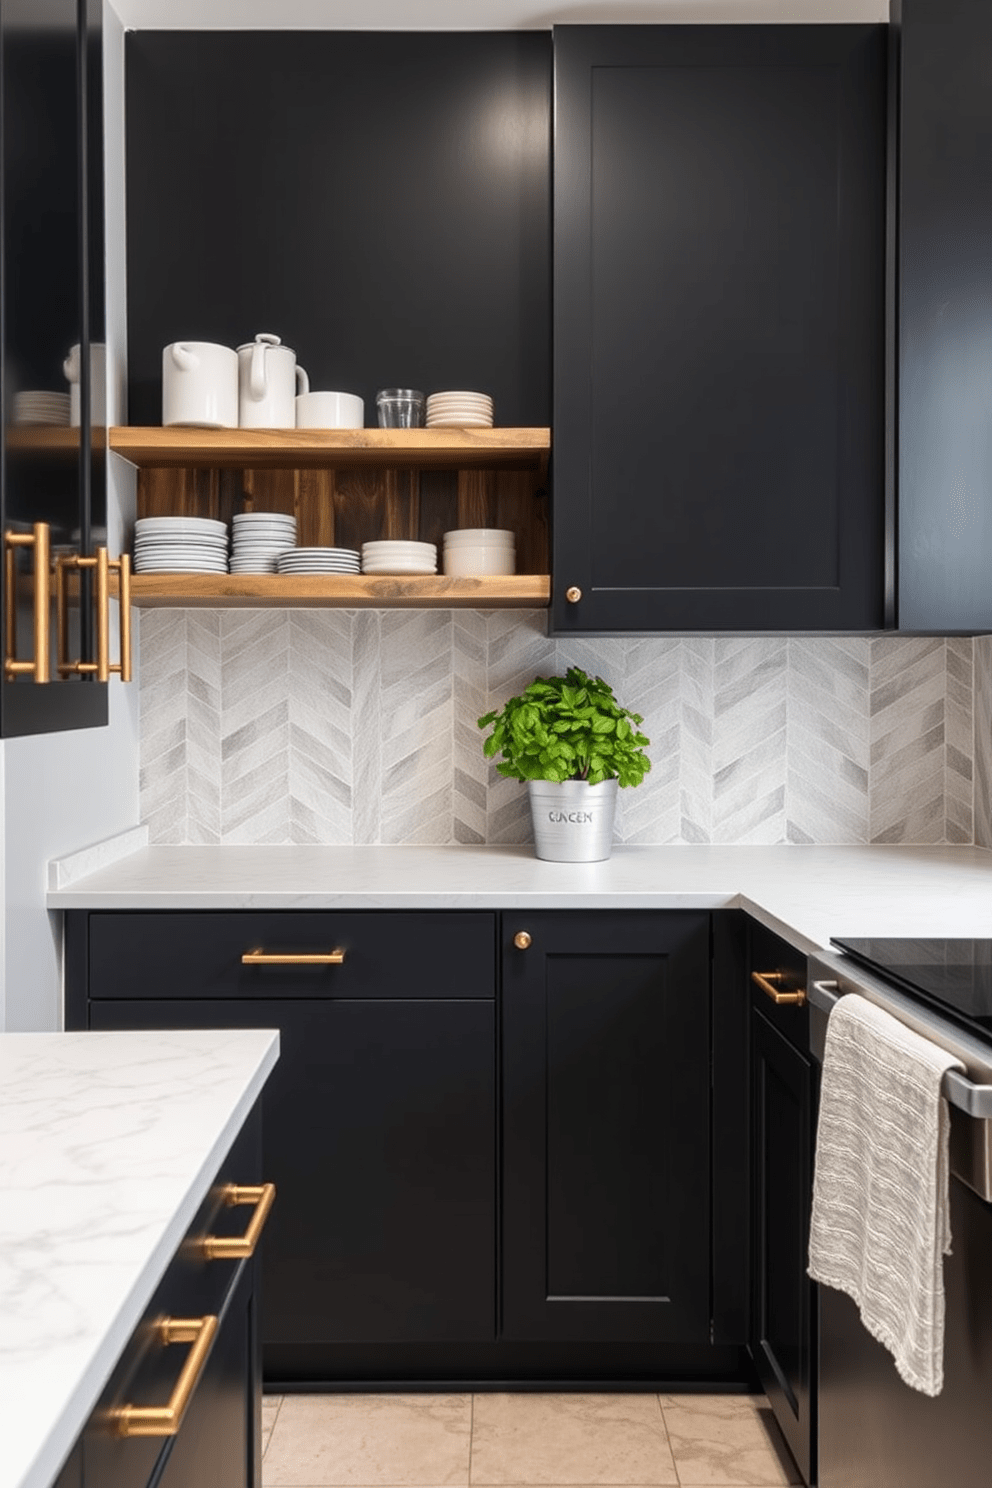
left=110, top=425, right=550, bottom=474
left=122, top=572, right=550, bottom=609
left=121, top=425, right=552, bottom=611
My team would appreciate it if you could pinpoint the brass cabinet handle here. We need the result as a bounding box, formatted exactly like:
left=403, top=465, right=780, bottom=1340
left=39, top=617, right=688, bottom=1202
left=565, top=586, right=582, bottom=603
left=752, top=969, right=807, bottom=1007
left=514, top=931, right=532, bottom=950
left=241, top=948, right=345, bottom=965
left=110, top=1314, right=218, bottom=1438
left=200, top=1182, right=276, bottom=1261
left=5, top=524, right=51, bottom=681
left=56, top=548, right=132, bottom=682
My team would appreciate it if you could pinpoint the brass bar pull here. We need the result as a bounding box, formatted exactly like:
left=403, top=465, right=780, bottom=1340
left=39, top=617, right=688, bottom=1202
left=752, top=969, right=807, bottom=1007
left=200, top=1182, right=276, bottom=1261
left=4, top=524, right=51, bottom=681
left=56, top=548, right=132, bottom=682
left=241, top=949, right=346, bottom=966
left=110, top=1314, right=218, bottom=1438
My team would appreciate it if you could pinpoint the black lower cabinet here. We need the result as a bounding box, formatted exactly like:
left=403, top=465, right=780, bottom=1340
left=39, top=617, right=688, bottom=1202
left=90, top=996, right=497, bottom=1378
left=502, top=911, right=712, bottom=1343
left=750, top=1007, right=815, bottom=1485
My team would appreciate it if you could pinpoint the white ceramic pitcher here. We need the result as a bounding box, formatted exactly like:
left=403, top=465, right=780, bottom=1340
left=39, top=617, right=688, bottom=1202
left=237, top=333, right=309, bottom=428
left=162, top=341, right=238, bottom=427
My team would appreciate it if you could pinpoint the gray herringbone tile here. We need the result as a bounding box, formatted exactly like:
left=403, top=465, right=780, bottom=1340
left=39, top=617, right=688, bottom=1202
left=974, top=637, right=992, bottom=849
left=945, top=638, right=974, bottom=844
left=786, top=638, right=870, bottom=844
left=870, top=637, right=945, bottom=844
left=379, top=611, right=453, bottom=844
left=713, top=639, right=787, bottom=844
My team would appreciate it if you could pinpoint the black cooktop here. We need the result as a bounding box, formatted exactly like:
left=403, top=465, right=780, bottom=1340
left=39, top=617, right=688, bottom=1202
left=831, top=937, right=992, bottom=1041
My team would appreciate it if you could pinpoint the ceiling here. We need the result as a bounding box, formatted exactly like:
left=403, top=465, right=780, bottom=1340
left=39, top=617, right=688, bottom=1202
left=108, top=0, right=889, bottom=30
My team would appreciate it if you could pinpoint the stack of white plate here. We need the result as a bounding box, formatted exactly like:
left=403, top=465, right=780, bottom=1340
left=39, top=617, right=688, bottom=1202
left=133, top=516, right=229, bottom=573
left=277, top=547, right=360, bottom=575
left=425, top=391, right=494, bottom=428
left=231, top=512, right=297, bottom=573
left=13, top=391, right=71, bottom=426
left=443, top=528, right=516, bottom=577
left=361, top=540, right=437, bottom=575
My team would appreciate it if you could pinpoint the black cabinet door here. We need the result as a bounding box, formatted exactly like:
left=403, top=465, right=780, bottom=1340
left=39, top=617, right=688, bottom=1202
left=90, top=996, right=496, bottom=1379
left=750, top=1008, right=814, bottom=1486
left=895, top=0, right=992, bottom=631
left=552, top=24, right=887, bottom=634
left=0, top=0, right=107, bottom=734
left=502, top=911, right=711, bottom=1342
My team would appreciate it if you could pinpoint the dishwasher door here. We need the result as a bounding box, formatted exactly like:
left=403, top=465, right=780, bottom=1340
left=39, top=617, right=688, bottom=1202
left=809, top=955, right=992, bottom=1488
left=818, top=1176, right=992, bottom=1488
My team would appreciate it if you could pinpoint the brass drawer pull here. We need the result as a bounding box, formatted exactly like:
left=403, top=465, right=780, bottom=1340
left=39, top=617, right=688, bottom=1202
left=752, top=969, right=807, bottom=1007
left=201, top=1182, right=276, bottom=1261
left=110, top=1314, right=218, bottom=1437
left=5, top=523, right=51, bottom=681
left=241, top=948, right=345, bottom=966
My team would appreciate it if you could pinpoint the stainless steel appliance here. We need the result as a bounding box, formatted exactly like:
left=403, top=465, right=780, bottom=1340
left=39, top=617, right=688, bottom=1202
left=808, top=940, right=992, bottom=1488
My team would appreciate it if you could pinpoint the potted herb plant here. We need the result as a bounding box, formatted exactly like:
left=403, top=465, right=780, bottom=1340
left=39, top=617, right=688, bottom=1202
left=477, top=666, right=651, bottom=861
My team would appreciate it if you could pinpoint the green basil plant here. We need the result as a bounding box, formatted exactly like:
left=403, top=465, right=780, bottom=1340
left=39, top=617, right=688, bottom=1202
left=477, top=666, right=651, bottom=788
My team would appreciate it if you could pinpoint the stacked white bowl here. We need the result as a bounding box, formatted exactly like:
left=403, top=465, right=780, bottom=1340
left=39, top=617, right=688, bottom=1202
left=361, top=540, right=437, bottom=575
left=425, top=391, right=494, bottom=428
left=277, top=547, right=360, bottom=575
left=13, top=391, right=71, bottom=426
left=230, top=512, right=297, bottom=573
left=442, top=528, right=515, bottom=577
left=133, top=516, right=229, bottom=573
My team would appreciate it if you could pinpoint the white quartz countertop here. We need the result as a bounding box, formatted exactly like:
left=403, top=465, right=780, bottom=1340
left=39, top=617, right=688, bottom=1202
left=47, top=843, right=992, bottom=954
left=0, top=1029, right=279, bottom=1488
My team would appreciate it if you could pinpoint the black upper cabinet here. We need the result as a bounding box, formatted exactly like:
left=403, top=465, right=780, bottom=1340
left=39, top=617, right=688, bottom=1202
left=501, top=911, right=711, bottom=1343
left=895, top=0, right=992, bottom=632
left=552, top=25, right=887, bottom=634
left=0, top=0, right=107, bottom=735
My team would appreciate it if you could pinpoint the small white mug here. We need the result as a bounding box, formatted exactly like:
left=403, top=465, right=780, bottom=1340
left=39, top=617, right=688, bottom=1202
left=295, top=390, right=365, bottom=429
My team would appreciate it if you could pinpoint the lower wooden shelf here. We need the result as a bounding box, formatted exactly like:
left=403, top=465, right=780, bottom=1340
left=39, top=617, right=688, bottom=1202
left=124, top=572, right=551, bottom=609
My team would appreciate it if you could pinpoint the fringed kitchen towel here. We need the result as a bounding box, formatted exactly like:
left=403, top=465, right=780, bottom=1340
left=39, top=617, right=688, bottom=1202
left=808, top=993, right=964, bottom=1396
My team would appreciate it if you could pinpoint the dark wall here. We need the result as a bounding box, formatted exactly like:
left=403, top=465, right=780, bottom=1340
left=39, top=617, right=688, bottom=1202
left=125, top=31, right=551, bottom=427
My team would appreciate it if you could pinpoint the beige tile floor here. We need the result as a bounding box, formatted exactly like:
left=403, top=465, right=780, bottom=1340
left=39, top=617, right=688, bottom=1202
left=261, top=1391, right=801, bottom=1488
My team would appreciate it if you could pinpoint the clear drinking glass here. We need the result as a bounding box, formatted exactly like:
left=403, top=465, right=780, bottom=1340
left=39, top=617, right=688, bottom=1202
left=376, top=388, right=425, bottom=428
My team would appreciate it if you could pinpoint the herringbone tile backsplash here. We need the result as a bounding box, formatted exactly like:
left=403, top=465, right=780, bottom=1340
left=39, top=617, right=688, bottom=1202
left=139, top=610, right=986, bottom=847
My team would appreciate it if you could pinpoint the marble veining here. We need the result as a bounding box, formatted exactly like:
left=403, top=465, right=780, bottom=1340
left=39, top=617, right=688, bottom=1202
left=0, top=1029, right=279, bottom=1488
left=46, top=842, right=992, bottom=955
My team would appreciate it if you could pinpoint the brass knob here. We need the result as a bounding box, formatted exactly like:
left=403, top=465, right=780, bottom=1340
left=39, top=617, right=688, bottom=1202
left=514, top=931, right=532, bottom=950
left=565, top=586, right=582, bottom=604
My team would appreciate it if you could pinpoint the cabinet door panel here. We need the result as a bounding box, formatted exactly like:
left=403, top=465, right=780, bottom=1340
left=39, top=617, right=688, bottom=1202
left=502, top=911, right=711, bottom=1342
left=553, top=24, right=886, bottom=633
left=90, top=998, right=496, bottom=1368
left=750, top=1008, right=814, bottom=1485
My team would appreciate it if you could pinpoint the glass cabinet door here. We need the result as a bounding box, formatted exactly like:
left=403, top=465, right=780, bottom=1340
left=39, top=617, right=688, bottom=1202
left=1, top=0, right=108, bottom=735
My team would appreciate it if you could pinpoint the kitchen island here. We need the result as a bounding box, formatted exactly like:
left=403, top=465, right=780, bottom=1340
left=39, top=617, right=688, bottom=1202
left=0, top=1028, right=279, bottom=1488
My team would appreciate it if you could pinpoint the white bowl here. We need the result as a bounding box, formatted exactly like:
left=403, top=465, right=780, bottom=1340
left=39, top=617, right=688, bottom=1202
left=443, top=546, right=515, bottom=577
left=443, top=528, right=515, bottom=547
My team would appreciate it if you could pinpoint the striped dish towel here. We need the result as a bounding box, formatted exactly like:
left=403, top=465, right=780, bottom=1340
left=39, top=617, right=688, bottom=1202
left=808, top=993, right=964, bottom=1396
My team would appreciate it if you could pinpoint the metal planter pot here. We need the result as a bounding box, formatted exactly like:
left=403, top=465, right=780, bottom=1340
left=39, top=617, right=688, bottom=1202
left=527, top=778, right=619, bottom=862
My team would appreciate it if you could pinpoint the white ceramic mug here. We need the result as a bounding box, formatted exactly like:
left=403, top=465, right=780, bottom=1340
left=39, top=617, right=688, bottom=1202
left=238, top=333, right=309, bottom=428
left=295, top=390, right=364, bottom=428
left=63, top=342, right=107, bottom=427
left=162, top=341, right=238, bottom=427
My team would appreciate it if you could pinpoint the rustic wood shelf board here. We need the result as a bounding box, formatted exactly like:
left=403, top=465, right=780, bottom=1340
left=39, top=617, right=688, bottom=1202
left=110, top=427, right=550, bottom=472
left=123, top=573, right=551, bottom=609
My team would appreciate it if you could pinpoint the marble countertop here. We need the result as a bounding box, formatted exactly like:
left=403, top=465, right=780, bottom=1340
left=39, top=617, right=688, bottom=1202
left=0, top=1029, right=279, bottom=1488
left=47, top=842, right=992, bottom=954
